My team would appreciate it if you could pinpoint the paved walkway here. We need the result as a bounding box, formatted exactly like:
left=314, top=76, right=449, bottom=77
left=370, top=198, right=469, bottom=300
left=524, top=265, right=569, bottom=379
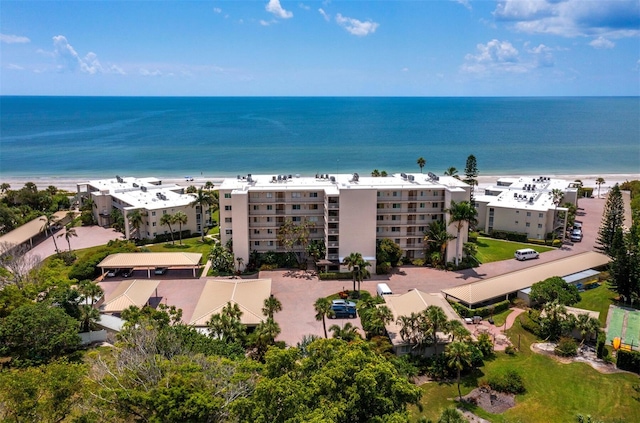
left=470, top=308, right=526, bottom=351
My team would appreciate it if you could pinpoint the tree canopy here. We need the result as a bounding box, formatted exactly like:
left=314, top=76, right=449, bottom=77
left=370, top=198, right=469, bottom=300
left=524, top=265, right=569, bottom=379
left=530, top=276, right=581, bottom=306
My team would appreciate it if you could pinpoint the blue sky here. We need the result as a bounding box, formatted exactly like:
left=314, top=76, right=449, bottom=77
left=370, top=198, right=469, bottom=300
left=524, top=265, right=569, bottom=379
left=1, top=1, right=638, bottom=96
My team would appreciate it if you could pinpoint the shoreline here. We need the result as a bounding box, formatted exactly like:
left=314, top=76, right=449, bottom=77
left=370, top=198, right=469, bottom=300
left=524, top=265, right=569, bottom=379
left=1, top=173, right=638, bottom=194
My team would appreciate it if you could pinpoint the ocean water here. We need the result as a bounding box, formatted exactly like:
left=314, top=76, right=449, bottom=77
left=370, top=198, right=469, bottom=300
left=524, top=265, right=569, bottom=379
left=1, top=96, right=638, bottom=179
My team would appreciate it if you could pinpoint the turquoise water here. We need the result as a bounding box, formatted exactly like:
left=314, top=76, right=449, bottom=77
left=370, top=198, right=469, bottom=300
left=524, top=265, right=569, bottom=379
left=1, top=96, right=638, bottom=178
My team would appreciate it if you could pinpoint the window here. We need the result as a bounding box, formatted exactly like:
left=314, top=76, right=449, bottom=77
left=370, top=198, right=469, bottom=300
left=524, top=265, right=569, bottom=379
left=254, top=241, right=260, bottom=246
left=151, top=211, right=156, bottom=217
left=391, top=227, right=400, bottom=232
left=152, top=222, right=156, bottom=227
left=225, top=217, right=232, bottom=223
left=392, top=215, right=400, bottom=221
left=377, top=203, right=385, bottom=209
left=395, top=239, right=401, bottom=244
left=392, top=203, right=401, bottom=209
left=432, top=215, right=438, bottom=220
left=376, top=227, right=381, bottom=233
left=526, top=212, right=531, bottom=217
left=310, top=192, right=318, bottom=198
left=225, top=229, right=232, bottom=235
left=419, top=226, right=426, bottom=232
left=420, top=203, right=426, bottom=208
left=539, top=213, right=543, bottom=218
left=526, top=222, right=530, bottom=227
left=266, top=217, right=272, bottom=222
left=419, top=215, right=426, bottom=220
left=225, top=205, right=232, bottom=211
left=253, top=217, right=259, bottom=223
left=377, top=215, right=384, bottom=221
left=266, top=193, right=273, bottom=198
left=254, top=229, right=260, bottom=235
left=292, top=192, right=301, bottom=198
left=309, top=204, right=318, bottom=210
left=393, top=191, right=399, bottom=197
left=515, top=221, right=519, bottom=224
left=292, top=216, right=301, bottom=222
left=309, top=216, right=318, bottom=222
left=377, top=192, right=381, bottom=197
left=516, top=210, right=520, bottom=214
left=267, top=241, right=274, bottom=246
left=250, top=193, right=260, bottom=199
left=538, top=224, right=543, bottom=229
left=253, top=205, right=260, bottom=210
left=292, top=204, right=301, bottom=210
left=224, top=193, right=231, bottom=198
left=432, top=202, right=439, bottom=208
left=267, top=229, right=273, bottom=234
left=267, top=205, right=273, bottom=210
left=163, top=210, right=167, bottom=215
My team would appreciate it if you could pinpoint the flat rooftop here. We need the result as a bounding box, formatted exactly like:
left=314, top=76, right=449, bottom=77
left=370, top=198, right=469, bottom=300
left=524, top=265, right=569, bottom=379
left=219, top=172, right=468, bottom=193
left=475, top=176, right=578, bottom=211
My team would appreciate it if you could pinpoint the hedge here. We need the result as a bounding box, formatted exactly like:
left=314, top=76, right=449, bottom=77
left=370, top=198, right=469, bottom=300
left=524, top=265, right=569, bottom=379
left=449, top=299, right=510, bottom=318
left=596, top=331, right=607, bottom=359
left=318, top=272, right=354, bottom=281
left=489, top=230, right=528, bottom=243
left=616, top=349, right=640, bottom=374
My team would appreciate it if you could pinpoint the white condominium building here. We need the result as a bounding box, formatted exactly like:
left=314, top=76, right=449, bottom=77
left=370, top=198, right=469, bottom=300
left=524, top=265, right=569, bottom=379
left=218, top=172, right=471, bottom=269
left=474, top=176, right=580, bottom=239
left=77, top=176, right=209, bottom=240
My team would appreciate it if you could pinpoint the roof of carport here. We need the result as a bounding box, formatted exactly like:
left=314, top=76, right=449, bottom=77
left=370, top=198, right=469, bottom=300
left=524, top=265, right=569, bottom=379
left=97, top=252, right=202, bottom=269
left=442, top=251, right=610, bottom=307
left=100, top=279, right=160, bottom=313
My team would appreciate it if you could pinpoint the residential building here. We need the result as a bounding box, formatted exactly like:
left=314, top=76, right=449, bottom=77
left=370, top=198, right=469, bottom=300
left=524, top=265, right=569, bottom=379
left=77, top=176, right=209, bottom=240
left=474, top=176, right=580, bottom=240
left=218, top=172, right=470, bottom=268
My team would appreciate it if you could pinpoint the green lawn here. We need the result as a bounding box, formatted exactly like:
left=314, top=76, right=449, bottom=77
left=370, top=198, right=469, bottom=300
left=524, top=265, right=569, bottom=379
left=411, top=322, right=640, bottom=423
left=475, top=237, right=554, bottom=264
left=491, top=308, right=513, bottom=327
left=574, top=284, right=617, bottom=325
left=143, top=236, right=215, bottom=256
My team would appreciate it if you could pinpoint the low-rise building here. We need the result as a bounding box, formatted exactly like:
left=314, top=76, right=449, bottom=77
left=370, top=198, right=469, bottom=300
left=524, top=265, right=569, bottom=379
left=474, top=176, right=580, bottom=240
left=218, top=172, right=471, bottom=268
left=77, top=176, right=209, bottom=240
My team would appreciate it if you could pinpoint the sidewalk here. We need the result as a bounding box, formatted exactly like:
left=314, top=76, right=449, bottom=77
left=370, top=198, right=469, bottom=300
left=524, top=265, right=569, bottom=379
left=471, top=308, right=525, bottom=351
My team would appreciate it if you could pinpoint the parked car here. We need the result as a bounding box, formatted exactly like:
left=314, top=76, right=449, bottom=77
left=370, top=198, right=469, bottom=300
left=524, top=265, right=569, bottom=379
left=106, top=269, right=119, bottom=277
left=330, top=299, right=357, bottom=318
left=154, top=267, right=168, bottom=275
left=122, top=268, right=133, bottom=278
left=571, top=229, right=583, bottom=242
left=514, top=248, right=539, bottom=261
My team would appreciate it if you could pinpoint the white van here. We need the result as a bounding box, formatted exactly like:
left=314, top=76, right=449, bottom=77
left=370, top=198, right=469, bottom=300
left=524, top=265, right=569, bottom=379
left=514, top=248, right=539, bottom=261
left=376, top=283, right=393, bottom=297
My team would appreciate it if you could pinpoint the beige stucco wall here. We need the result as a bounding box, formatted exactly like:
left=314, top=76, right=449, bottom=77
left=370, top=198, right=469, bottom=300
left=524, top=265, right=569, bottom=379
left=231, top=191, right=250, bottom=263
left=338, top=188, right=378, bottom=268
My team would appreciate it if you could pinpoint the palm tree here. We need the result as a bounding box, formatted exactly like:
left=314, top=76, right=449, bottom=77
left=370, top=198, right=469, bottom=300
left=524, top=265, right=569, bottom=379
left=204, top=181, right=214, bottom=190
left=314, top=297, right=333, bottom=338
left=444, top=167, right=459, bottom=179
left=329, top=322, right=361, bottom=341
left=424, top=220, right=455, bottom=267
left=425, top=305, right=449, bottom=355
left=207, top=302, right=245, bottom=344
left=262, top=295, right=283, bottom=319
left=596, top=177, right=605, bottom=198
left=0, top=183, right=10, bottom=194
left=160, top=213, right=175, bottom=244
left=446, top=200, right=478, bottom=266
left=437, top=407, right=466, bottom=423
left=445, top=341, right=473, bottom=401
left=249, top=317, right=281, bottom=361
left=447, top=319, right=471, bottom=342
left=77, top=279, right=103, bottom=307
left=368, top=305, right=394, bottom=337
left=173, top=211, right=188, bottom=245
left=41, top=213, right=61, bottom=254
left=371, top=169, right=381, bottom=177
left=58, top=224, right=78, bottom=252
left=126, top=209, right=144, bottom=239
left=417, top=157, right=426, bottom=173
left=575, top=313, right=601, bottom=345
left=79, top=304, right=101, bottom=333
left=550, top=188, right=565, bottom=243
left=190, top=188, right=217, bottom=241
left=343, top=252, right=370, bottom=294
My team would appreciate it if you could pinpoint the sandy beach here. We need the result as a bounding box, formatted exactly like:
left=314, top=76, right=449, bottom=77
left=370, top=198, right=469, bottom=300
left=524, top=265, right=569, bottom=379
left=0, top=173, right=638, bottom=196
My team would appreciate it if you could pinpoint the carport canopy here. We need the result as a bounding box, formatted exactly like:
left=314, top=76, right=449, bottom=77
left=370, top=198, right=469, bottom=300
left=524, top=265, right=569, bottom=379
left=98, top=252, right=203, bottom=278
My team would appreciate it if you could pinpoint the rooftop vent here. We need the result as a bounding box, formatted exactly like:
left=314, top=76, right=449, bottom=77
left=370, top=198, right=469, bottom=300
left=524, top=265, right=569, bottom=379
left=401, top=173, right=407, bottom=179
left=133, top=183, right=139, bottom=188
left=330, top=176, right=336, bottom=182
left=352, top=173, right=359, bottom=182
left=141, top=186, right=147, bottom=192
left=116, top=175, right=123, bottom=183
left=408, top=175, right=415, bottom=182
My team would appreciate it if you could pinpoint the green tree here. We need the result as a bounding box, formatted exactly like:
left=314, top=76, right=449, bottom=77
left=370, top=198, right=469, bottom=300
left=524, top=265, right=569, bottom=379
left=262, top=295, right=283, bottom=319
left=364, top=304, right=394, bottom=337
left=248, top=317, right=282, bottom=361
left=447, top=319, right=471, bottom=343
left=277, top=218, right=315, bottom=265
left=204, top=180, right=214, bottom=190
left=445, top=340, right=473, bottom=401
left=173, top=210, right=188, bottom=244
left=0, top=302, right=81, bottom=366
left=446, top=200, right=478, bottom=266
left=424, top=219, right=454, bottom=267
left=126, top=208, right=144, bottom=239
left=550, top=188, right=566, bottom=243
left=207, top=301, right=246, bottom=345
left=575, top=313, right=601, bottom=345
left=371, top=169, right=381, bottom=177
left=190, top=188, right=217, bottom=241
left=609, top=220, right=640, bottom=302
left=377, top=238, right=404, bottom=267
left=329, top=322, right=362, bottom=341
left=417, top=156, right=426, bottom=173
left=540, top=300, right=573, bottom=341
left=160, top=212, right=175, bottom=244
left=425, top=305, right=449, bottom=355
left=530, top=276, right=581, bottom=306
left=595, top=177, right=605, bottom=198
left=0, top=360, right=86, bottom=422
left=57, top=224, right=78, bottom=252
left=41, top=213, right=61, bottom=254
left=0, top=182, right=10, bottom=194
left=596, top=184, right=625, bottom=257
left=314, top=297, right=333, bottom=338
left=438, top=407, right=467, bottom=423
left=464, top=154, right=479, bottom=200
left=444, top=166, right=460, bottom=179
left=343, top=251, right=371, bottom=294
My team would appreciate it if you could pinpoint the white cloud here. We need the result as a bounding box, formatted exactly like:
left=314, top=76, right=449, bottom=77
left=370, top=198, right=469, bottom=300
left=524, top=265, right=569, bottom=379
left=527, top=43, right=555, bottom=67
left=109, top=64, right=126, bottom=75
left=1, top=33, right=30, bottom=44
left=53, top=35, right=104, bottom=74
left=5, top=63, right=25, bottom=70
left=318, top=8, right=330, bottom=21
left=335, top=13, right=379, bottom=37
left=590, top=36, right=615, bottom=49
left=213, top=7, right=222, bottom=14
left=299, top=3, right=310, bottom=11
left=260, top=19, right=277, bottom=26
left=452, top=0, right=472, bottom=11
left=462, top=39, right=528, bottom=74
left=139, top=68, right=162, bottom=77
left=266, top=0, right=293, bottom=19
left=494, top=0, right=639, bottom=38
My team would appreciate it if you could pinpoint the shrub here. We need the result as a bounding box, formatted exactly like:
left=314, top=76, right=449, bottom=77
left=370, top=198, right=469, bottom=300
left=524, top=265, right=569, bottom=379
left=596, top=331, right=607, bottom=359
left=485, top=369, right=526, bottom=394
left=519, top=314, right=542, bottom=337
left=505, top=345, right=517, bottom=355
left=616, top=349, right=640, bottom=374
left=318, top=272, right=353, bottom=280
left=555, top=337, right=578, bottom=357
left=476, top=333, right=494, bottom=357
left=489, top=230, right=528, bottom=243
left=376, top=262, right=392, bottom=275
left=411, top=258, right=425, bottom=267
left=468, top=231, right=479, bottom=243
left=449, top=299, right=510, bottom=318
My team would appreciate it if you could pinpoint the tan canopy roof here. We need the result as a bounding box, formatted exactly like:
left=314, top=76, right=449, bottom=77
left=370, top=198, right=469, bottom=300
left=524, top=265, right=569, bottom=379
left=101, top=279, right=160, bottom=314
left=98, top=252, right=202, bottom=269
left=189, top=278, right=272, bottom=327
left=442, top=251, right=610, bottom=307
left=383, top=289, right=464, bottom=347
left=0, top=211, right=66, bottom=247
